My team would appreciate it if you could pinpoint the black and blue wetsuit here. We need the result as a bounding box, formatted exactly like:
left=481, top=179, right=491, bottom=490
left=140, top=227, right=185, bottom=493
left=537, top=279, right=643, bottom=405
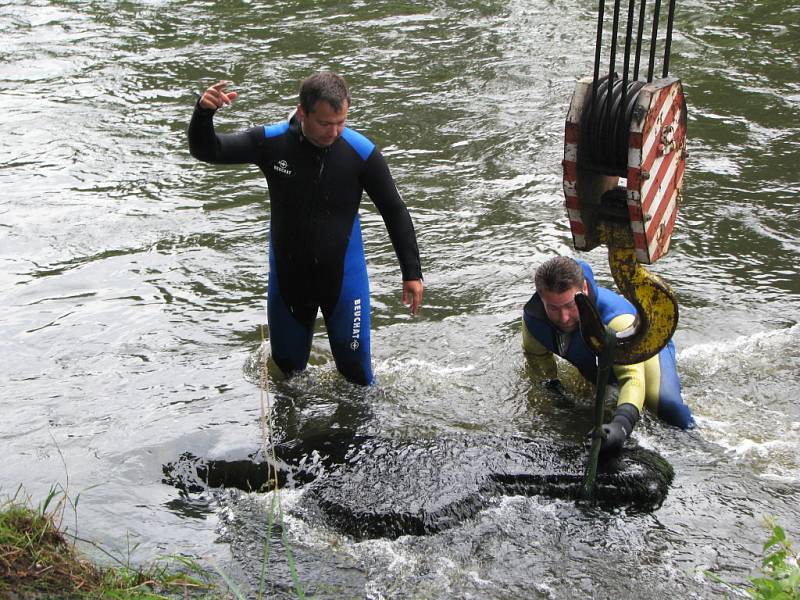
left=188, top=104, right=422, bottom=385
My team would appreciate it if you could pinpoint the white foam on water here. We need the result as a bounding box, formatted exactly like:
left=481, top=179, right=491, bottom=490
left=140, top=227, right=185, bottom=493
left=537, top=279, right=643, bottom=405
left=678, top=323, right=799, bottom=365
left=677, top=324, right=800, bottom=481
left=376, top=356, right=477, bottom=377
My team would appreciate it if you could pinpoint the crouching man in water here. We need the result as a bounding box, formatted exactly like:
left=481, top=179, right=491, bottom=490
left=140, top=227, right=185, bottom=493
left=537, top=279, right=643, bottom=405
left=522, top=256, right=695, bottom=451
left=188, top=73, right=424, bottom=386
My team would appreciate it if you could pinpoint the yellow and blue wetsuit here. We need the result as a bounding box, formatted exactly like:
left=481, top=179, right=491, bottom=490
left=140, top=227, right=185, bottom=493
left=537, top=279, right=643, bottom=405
left=522, top=261, right=694, bottom=429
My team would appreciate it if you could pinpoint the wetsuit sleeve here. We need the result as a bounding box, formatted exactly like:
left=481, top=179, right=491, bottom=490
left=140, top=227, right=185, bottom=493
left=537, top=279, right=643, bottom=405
left=361, top=150, right=423, bottom=281
left=522, top=322, right=559, bottom=380
left=608, top=313, right=646, bottom=413
left=188, top=102, right=264, bottom=164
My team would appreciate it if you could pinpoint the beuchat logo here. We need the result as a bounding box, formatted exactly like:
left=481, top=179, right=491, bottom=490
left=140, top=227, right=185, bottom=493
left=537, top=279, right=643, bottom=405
left=271, top=159, right=294, bottom=177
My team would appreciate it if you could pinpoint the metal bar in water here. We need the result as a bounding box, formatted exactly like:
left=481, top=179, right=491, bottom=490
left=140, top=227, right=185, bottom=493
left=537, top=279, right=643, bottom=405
left=581, top=327, right=618, bottom=500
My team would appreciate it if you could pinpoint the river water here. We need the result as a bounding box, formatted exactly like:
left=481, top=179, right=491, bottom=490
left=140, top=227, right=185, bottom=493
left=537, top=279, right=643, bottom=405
left=1, top=0, right=798, bottom=598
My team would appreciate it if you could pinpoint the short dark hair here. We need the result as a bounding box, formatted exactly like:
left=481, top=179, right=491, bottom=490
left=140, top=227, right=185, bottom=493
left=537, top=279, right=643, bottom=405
left=534, top=256, right=585, bottom=294
left=299, top=72, right=350, bottom=114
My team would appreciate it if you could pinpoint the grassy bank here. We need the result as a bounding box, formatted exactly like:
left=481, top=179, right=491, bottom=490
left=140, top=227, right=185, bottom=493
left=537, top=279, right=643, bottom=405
left=0, top=487, right=221, bottom=599
left=3, top=484, right=797, bottom=599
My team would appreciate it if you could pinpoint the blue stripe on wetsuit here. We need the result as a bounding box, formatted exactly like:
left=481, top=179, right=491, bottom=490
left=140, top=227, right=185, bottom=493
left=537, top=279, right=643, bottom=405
left=654, top=340, right=693, bottom=428
left=265, top=125, right=373, bottom=159
left=266, top=217, right=373, bottom=385
left=341, top=128, right=374, bottom=160
left=264, top=122, right=289, bottom=138
left=325, top=215, right=373, bottom=385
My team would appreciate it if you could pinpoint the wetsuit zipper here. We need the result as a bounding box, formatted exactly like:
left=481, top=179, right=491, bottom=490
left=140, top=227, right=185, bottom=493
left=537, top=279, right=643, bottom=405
left=309, top=148, right=329, bottom=274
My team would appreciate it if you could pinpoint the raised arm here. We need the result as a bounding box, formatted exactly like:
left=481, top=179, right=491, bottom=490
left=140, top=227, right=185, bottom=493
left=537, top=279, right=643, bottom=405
left=199, top=81, right=238, bottom=110
left=188, top=81, right=263, bottom=165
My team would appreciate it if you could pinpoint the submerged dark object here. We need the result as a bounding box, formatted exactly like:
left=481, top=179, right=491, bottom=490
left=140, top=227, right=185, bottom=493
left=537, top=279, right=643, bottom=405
left=301, top=434, right=672, bottom=540
left=163, top=432, right=673, bottom=541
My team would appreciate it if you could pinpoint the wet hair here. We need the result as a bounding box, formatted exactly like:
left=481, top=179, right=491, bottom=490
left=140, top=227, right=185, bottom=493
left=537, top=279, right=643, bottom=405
left=299, top=72, right=350, bottom=114
left=534, top=256, right=585, bottom=294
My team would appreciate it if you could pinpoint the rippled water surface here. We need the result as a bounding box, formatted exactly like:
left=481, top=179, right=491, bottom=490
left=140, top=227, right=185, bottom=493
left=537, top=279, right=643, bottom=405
left=1, top=0, right=799, bottom=597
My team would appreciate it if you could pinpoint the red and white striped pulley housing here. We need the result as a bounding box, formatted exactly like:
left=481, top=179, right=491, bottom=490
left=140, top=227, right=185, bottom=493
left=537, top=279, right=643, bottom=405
left=562, top=76, right=687, bottom=264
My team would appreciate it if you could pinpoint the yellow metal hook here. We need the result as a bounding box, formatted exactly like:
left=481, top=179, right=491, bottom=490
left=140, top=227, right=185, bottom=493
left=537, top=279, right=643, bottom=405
left=576, top=221, right=679, bottom=364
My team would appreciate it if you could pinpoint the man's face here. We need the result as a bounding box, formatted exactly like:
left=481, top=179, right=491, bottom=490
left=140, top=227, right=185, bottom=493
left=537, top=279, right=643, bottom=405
left=297, top=99, right=348, bottom=147
left=540, top=281, right=588, bottom=333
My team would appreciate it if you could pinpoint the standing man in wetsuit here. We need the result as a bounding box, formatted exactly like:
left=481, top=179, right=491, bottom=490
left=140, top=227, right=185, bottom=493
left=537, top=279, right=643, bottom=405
left=522, top=256, right=694, bottom=451
left=188, top=73, right=424, bottom=386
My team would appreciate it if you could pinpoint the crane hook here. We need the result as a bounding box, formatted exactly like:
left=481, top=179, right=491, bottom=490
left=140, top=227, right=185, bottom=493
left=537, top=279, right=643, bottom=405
left=575, top=244, right=678, bottom=365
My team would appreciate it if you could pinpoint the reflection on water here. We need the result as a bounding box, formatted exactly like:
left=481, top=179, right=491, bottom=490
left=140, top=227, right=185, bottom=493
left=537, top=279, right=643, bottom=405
left=1, top=0, right=798, bottom=597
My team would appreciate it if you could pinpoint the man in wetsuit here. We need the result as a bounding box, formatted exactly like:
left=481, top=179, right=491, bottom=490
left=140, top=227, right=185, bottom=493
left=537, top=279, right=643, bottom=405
left=522, top=256, right=694, bottom=451
left=188, top=73, right=424, bottom=386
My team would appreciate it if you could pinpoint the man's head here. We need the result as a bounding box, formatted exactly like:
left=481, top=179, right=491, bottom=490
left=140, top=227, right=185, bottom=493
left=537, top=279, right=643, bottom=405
left=297, top=72, right=350, bottom=147
left=534, top=256, right=588, bottom=333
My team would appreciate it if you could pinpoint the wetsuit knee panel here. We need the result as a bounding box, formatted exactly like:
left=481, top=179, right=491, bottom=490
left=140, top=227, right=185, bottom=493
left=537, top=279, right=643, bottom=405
left=654, top=342, right=695, bottom=429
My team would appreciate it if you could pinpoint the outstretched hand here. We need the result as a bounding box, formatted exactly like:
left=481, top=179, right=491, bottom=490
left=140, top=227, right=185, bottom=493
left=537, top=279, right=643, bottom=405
left=402, top=279, right=424, bottom=315
left=199, top=81, right=239, bottom=110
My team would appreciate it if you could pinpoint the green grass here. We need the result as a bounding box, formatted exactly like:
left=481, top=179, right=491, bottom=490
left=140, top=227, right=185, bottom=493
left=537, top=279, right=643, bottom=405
left=0, top=485, right=221, bottom=599
left=6, top=483, right=798, bottom=599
